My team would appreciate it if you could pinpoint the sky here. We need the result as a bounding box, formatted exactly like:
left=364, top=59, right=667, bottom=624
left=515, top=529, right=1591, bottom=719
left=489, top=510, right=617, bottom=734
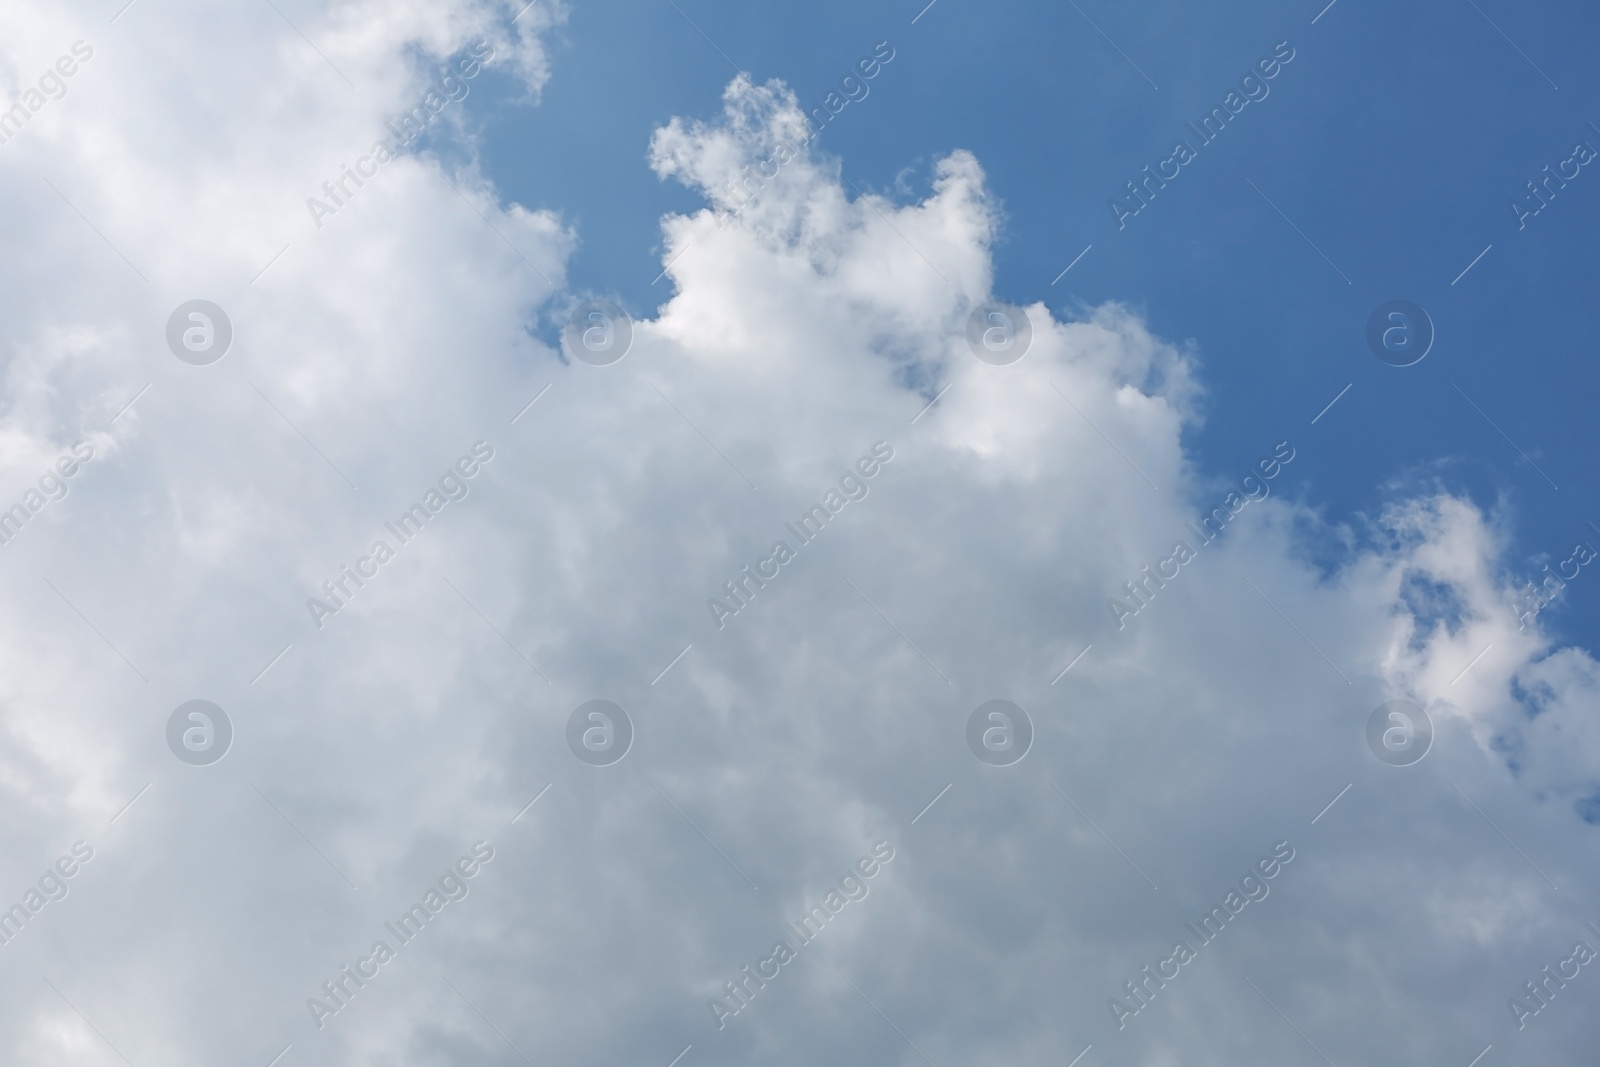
left=0, top=1, right=1598, bottom=1066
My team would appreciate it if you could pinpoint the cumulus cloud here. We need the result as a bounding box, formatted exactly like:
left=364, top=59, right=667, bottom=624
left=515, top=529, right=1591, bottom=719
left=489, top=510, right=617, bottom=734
left=0, top=14, right=1596, bottom=1067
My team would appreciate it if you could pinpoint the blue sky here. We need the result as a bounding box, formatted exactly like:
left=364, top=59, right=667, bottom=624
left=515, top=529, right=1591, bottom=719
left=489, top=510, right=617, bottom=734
left=476, top=0, right=1600, bottom=639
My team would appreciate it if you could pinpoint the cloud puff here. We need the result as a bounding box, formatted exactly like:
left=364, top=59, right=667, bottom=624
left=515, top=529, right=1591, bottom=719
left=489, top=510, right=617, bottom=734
left=0, top=19, right=1596, bottom=1067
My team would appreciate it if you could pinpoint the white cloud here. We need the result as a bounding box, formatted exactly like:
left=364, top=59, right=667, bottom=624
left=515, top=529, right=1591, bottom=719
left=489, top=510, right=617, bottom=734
left=0, top=15, right=1595, bottom=1067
